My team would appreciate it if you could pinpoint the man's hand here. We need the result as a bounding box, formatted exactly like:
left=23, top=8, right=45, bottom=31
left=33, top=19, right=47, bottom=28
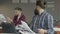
left=5, top=16, right=13, bottom=23
left=38, top=29, right=47, bottom=34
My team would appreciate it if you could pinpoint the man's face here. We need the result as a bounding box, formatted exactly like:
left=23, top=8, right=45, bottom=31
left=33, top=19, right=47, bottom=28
left=36, top=6, right=42, bottom=13
left=36, top=6, right=41, bottom=11
left=36, top=6, right=40, bottom=13
left=14, top=10, right=21, bottom=15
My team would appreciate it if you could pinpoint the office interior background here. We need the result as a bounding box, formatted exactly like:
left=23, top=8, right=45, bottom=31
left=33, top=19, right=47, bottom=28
left=0, top=0, right=60, bottom=34
left=0, top=0, right=60, bottom=28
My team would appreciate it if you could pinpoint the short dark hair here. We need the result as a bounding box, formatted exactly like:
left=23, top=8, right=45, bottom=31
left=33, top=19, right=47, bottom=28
left=15, top=7, right=22, bottom=11
left=36, top=0, right=47, bottom=9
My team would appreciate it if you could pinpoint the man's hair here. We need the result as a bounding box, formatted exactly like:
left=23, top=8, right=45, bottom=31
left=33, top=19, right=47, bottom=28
left=36, top=0, right=47, bottom=9
left=15, top=7, right=22, bottom=11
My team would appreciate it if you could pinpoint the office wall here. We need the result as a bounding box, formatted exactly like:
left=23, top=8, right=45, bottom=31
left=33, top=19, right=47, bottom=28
left=0, top=0, right=60, bottom=23
left=0, top=3, right=35, bottom=23
left=55, top=0, right=60, bottom=20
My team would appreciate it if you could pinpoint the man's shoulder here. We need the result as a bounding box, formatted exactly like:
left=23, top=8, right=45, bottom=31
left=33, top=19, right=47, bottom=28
left=33, top=15, right=38, bottom=18
left=45, top=12, right=53, bottom=17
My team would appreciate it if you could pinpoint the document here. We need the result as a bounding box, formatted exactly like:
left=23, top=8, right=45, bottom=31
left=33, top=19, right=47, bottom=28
left=15, top=21, right=36, bottom=34
left=0, top=14, right=6, bottom=22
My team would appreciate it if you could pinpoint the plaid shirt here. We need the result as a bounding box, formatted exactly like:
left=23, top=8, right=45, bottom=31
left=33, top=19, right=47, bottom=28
left=30, top=11, right=54, bottom=34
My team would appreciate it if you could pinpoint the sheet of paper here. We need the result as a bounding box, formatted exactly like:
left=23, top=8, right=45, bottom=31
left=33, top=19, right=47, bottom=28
left=15, top=21, right=36, bottom=34
left=0, top=14, right=6, bottom=22
left=54, top=27, right=60, bottom=31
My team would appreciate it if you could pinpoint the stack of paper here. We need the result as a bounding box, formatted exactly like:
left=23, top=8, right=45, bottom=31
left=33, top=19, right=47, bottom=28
left=0, top=14, right=6, bottom=22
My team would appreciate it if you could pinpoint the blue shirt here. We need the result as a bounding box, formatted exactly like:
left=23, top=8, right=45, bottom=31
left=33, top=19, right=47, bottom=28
left=30, top=11, right=54, bottom=34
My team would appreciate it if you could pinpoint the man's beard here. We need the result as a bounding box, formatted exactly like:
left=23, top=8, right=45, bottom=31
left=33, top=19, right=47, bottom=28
left=34, top=9, right=39, bottom=15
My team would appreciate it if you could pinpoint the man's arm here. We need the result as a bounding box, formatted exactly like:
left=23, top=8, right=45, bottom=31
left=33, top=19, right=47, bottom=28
left=47, top=15, right=54, bottom=34
left=29, top=16, right=35, bottom=30
left=6, top=16, right=13, bottom=23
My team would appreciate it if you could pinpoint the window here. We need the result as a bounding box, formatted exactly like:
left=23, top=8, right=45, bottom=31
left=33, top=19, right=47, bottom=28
left=12, top=0, right=19, bottom=3
left=30, top=0, right=36, bottom=3
left=21, top=0, right=28, bottom=3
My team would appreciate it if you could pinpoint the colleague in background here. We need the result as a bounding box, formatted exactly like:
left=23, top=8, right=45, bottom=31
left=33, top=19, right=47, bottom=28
left=6, top=7, right=26, bottom=34
left=13, top=7, right=26, bottom=26
left=30, top=0, right=54, bottom=34
left=7, top=7, right=26, bottom=26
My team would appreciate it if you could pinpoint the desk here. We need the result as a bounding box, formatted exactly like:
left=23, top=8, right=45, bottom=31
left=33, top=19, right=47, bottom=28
left=54, top=27, right=60, bottom=34
left=0, top=27, right=60, bottom=34
left=0, top=27, right=2, bottom=33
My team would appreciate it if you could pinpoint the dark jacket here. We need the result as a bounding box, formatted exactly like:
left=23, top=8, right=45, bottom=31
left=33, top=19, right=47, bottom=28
left=2, top=22, right=16, bottom=33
